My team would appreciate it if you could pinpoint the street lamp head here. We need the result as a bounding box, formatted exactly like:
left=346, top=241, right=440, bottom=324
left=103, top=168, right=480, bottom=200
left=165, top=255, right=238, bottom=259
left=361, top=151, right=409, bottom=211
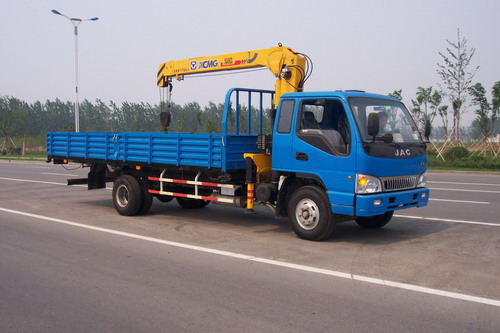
left=90, top=17, right=99, bottom=21
left=51, top=9, right=62, bottom=15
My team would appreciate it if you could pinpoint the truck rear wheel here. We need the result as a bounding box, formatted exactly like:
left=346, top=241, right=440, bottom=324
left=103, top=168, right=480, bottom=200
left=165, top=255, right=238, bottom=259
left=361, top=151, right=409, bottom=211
left=138, top=179, right=153, bottom=215
left=355, top=211, right=393, bottom=229
left=287, top=186, right=335, bottom=241
left=112, top=175, right=143, bottom=216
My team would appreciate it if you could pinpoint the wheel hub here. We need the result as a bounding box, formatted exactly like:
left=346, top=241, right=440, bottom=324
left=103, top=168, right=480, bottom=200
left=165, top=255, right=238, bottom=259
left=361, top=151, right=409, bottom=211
left=116, top=184, right=129, bottom=208
left=295, top=199, right=319, bottom=230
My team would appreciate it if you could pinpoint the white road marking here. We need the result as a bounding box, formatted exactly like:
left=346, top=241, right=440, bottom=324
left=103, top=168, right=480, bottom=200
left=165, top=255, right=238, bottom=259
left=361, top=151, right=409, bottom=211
left=42, top=172, right=79, bottom=177
left=0, top=206, right=499, bottom=308
left=428, top=181, right=500, bottom=187
left=0, top=177, right=112, bottom=190
left=429, top=187, right=500, bottom=194
left=429, top=198, right=490, bottom=204
left=25, top=166, right=53, bottom=169
left=0, top=176, right=83, bottom=187
left=395, top=215, right=499, bottom=227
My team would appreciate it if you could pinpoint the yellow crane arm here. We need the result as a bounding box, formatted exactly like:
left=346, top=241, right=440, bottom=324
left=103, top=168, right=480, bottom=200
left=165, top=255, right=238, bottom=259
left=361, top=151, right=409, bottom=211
left=157, top=45, right=307, bottom=108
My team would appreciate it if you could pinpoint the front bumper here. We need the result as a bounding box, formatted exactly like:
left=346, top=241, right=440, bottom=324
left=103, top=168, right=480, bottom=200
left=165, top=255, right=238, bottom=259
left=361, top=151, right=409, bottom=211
left=355, top=187, right=429, bottom=216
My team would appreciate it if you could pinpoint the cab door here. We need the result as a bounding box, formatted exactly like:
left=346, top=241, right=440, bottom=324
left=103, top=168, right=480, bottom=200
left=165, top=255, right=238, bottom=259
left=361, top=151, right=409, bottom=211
left=291, top=98, right=356, bottom=215
left=272, top=99, right=296, bottom=170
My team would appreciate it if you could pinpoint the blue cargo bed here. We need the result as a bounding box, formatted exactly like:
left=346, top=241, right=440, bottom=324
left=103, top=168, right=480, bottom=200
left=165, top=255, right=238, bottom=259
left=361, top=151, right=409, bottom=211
left=47, top=88, right=275, bottom=172
left=47, top=131, right=259, bottom=172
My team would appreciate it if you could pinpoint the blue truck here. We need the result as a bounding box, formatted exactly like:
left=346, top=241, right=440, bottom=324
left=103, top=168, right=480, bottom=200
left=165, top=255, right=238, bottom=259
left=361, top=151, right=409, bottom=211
left=47, top=46, right=430, bottom=240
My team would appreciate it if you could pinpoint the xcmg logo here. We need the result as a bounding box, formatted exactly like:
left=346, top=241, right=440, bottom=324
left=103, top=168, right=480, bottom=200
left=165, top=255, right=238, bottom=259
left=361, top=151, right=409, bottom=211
left=190, top=59, right=219, bottom=70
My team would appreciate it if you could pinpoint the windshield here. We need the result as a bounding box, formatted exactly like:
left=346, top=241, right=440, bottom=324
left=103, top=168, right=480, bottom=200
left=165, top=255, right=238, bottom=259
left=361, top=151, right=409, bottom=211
left=349, top=97, right=422, bottom=143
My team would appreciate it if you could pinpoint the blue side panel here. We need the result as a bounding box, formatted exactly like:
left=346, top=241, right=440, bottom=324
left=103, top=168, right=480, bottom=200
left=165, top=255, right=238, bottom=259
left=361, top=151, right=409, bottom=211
left=149, top=134, right=182, bottom=166
left=224, top=135, right=259, bottom=171
left=88, top=133, right=109, bottom=159
left=47, top=132, right=110, bottom=160
left=47, top=132, right=255, bottom=171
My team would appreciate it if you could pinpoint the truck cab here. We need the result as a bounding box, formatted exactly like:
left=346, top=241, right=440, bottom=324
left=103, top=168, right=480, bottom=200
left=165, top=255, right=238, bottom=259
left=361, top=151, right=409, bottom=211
left=271, top=90, right=429, bottom=239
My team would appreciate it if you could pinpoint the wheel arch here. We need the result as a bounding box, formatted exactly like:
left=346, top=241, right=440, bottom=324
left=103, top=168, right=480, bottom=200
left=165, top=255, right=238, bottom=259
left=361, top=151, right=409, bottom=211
left=276, top=172, right=328, bottom=217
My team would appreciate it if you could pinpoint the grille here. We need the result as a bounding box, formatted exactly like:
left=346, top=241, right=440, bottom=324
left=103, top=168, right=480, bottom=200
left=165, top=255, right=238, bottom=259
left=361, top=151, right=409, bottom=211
left=381, top=175, right=419, bottom=191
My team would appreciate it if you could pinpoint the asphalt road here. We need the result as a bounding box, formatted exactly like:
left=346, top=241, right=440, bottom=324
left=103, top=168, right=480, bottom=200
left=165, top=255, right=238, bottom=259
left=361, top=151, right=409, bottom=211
left=0, top=161, right=499, bottom=332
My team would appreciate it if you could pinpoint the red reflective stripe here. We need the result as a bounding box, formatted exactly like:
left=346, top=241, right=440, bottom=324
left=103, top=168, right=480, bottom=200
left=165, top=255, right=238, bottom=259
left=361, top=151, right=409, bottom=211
left=201, top=182, right=218, bottom=187
left=149, top=176, right=237, bottom=189
left=149, top=190, right=160, bottom=194
left=174, top=192, right=188, bottom=197
left=202, top=196, right=218, bottom=201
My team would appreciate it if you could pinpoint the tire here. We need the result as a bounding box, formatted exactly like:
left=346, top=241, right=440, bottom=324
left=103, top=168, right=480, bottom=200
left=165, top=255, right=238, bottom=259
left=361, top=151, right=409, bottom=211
left=112, top=175, right=143, bottom=216
left=355, top=211, right=393, bottom=229
left=138, top=179, right=153, bottom=215
left=287, top=186, right=335, bottom=241
left=176, top=197, right=208, bottom=209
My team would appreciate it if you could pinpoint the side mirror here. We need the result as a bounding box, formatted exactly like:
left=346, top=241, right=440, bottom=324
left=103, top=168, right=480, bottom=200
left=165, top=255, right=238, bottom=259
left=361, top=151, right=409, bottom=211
left=424, top=120, right=431, bottom=141
left=367, top=112, right=379, bottom=138
left=160, top=111, right=171, bottom=132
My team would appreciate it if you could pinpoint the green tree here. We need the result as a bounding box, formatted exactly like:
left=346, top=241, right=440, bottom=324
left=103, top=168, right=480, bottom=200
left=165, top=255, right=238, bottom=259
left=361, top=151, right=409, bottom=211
left=43, top=99, right=74, bottom=132
left=437, top=29, right=478, bottom=142
left=491, top=81, right=500, bottom=134
left=202, top=102, right=224, bottom=133
left=411, top=87, right=442, bottom=130
left=0, top=96, right=16, bottom=151
left=468, top=82, right=500, bottom=140
left=468, top=83, right=490, bottom=140
left=80, top=99, right=112, bottom=132
left=388, top=89, right=403, bottom=101
left=109, top=101, right=124, bottom=131
left=437, top=104, right=449, bottom=137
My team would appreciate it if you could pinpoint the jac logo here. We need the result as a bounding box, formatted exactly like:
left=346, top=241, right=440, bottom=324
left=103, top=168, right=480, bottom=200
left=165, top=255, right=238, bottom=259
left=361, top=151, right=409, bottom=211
left=395, top=149, right=411, bottom=157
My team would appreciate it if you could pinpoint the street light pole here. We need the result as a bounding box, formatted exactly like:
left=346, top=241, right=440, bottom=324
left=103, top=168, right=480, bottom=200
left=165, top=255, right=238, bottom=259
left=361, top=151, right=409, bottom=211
left=51, top=9, right=98, bottom=132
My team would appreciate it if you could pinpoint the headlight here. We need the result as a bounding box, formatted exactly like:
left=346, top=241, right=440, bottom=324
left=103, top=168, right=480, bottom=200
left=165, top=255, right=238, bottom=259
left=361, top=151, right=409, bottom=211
left=356, top=174, right=382, bottom=194
left=417, top=172, right=427, bottom=187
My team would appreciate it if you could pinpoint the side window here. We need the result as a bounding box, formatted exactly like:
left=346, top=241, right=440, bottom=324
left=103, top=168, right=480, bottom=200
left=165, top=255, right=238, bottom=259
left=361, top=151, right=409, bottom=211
left=297, top=99, right=351, bottom=156
left=277, top=100, right=295, bottom=134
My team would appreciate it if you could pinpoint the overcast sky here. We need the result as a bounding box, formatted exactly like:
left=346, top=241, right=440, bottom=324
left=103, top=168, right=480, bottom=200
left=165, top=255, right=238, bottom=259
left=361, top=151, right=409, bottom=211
left=1, top=0, right=499, bottom=126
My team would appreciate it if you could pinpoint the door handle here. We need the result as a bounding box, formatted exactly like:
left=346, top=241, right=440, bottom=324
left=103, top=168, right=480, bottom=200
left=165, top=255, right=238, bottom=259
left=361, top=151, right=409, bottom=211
left=295, top=152, right=309, bottom=161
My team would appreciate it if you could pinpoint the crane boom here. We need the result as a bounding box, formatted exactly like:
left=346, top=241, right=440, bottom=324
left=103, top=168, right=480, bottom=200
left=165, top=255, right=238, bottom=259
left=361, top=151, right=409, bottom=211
left=157, top=45, right=307, bottom=108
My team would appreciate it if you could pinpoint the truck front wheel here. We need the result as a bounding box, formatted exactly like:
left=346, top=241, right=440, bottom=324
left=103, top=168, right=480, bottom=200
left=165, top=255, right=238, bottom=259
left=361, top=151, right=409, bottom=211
left=355, top=211, right=393, bottom=229
left=112, top=175, right=143, bottom=216
left=287, top=186, right=335, bottom=241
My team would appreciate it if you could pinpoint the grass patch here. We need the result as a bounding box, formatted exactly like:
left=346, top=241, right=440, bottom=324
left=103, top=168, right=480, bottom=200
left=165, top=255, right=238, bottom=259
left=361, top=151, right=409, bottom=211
left=0, top=152, right=47, bottom=161
left=427, top=148, right=500, bottom=171
left=428, top=166, right=500, bottom=172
